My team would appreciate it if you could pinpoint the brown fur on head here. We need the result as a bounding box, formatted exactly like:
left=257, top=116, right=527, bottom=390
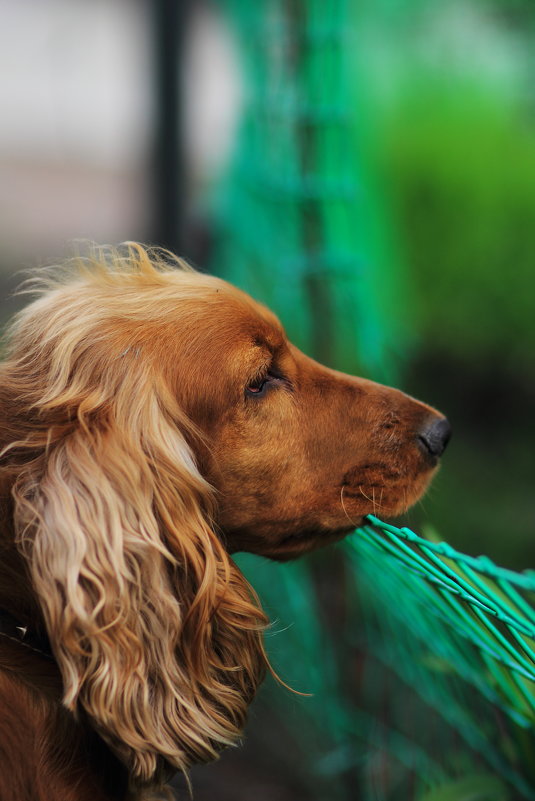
left=0, top=244, right=448, bottom=788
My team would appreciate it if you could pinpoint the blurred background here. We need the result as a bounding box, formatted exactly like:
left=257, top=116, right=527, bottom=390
left=1, top=0, right=534, bottom=798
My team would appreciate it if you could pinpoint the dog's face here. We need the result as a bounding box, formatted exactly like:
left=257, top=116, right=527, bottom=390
left=167, top=281, right=450, bottom=560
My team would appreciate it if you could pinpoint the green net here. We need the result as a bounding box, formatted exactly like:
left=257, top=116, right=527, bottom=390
left=347, top=517, right=535, bottom=798
left=212, top=0, right=408, bottom=380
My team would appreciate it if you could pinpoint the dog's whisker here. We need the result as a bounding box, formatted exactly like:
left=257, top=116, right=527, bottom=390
left=340, top=485, right=361, bottom=528
left=358, top=485, right=398, bottom=514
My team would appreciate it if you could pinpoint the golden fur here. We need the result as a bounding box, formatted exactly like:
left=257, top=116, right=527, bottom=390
left=0, top=244, right=448, bottom=799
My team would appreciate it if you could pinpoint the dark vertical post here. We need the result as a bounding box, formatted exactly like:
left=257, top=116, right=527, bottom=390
left=151, top=0, right=193, bottom=254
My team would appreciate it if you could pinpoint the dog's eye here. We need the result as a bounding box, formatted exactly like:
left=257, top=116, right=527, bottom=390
left=245, top=376, right=270, bottom=397
left=246, top=370, right=282, bottom=398
left=246, top=369, right=288, bottom=399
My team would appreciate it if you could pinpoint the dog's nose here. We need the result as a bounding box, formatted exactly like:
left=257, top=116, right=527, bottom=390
left=417, top=417, right=451, bottom=460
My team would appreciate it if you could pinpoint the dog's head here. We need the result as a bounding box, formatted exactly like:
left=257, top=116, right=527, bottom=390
left=183, top=296, right=449, bottom=561
left=0, top=245, right=449, bottom=784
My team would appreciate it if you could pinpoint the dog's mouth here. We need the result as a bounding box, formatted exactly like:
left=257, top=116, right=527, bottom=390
left=225, top=467, right=437, bottom=560
left=339, top=447, right=441, bottom=520
left=223, top=440, right=445, bottom=561
left=269, top=477, right=435, bottom=560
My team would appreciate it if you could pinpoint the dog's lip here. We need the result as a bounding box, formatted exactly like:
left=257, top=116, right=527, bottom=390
left=267, top=523, right=360, bottom=558
left=226, top=522, right=359, bottom=559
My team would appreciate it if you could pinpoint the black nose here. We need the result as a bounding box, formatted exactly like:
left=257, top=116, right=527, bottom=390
left=418, top=417, right=451, bottom=460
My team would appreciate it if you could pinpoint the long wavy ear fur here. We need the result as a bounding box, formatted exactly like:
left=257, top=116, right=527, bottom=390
left=0, top=246, right=268, bottom=783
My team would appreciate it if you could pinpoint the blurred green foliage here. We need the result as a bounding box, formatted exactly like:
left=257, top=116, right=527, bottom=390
left=350, top=0, right=535, bottom=372
left=419, top=773, right=510, bottom=801
left=382, top=65, right=535, bottom=372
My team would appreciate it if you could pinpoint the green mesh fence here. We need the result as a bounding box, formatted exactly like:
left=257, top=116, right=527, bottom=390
left=213, top=0, right=408, bottom=380
left=347, top=517, right=535, bottom=799
left=352, top=516, right=535, bottom=726
left=209, top=1, right=535, bottom=798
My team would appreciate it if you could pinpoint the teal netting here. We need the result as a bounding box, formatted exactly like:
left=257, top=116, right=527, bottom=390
left=348, top=517, right=535, bottom=798
left=213, top=0, right=408, bottom=380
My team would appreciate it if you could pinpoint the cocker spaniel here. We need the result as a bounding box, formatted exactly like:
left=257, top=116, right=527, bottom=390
left=0, top=244, right=450, bottom=800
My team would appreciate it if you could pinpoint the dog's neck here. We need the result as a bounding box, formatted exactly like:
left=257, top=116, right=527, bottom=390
left=0, top=630, right=130, bottom=801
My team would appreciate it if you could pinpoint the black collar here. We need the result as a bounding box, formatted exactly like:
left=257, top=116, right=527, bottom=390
left=0, top=609, right=54, bottom=660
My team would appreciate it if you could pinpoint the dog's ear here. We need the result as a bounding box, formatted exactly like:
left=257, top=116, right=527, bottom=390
left=12, top=377, right=267, bottom=782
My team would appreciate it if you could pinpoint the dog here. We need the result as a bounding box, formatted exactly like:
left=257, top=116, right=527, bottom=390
left=0, top=244, right=450, bottom=800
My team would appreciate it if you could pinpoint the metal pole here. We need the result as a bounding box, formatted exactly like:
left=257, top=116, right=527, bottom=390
left=151, top=0, right=193, bottom=254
